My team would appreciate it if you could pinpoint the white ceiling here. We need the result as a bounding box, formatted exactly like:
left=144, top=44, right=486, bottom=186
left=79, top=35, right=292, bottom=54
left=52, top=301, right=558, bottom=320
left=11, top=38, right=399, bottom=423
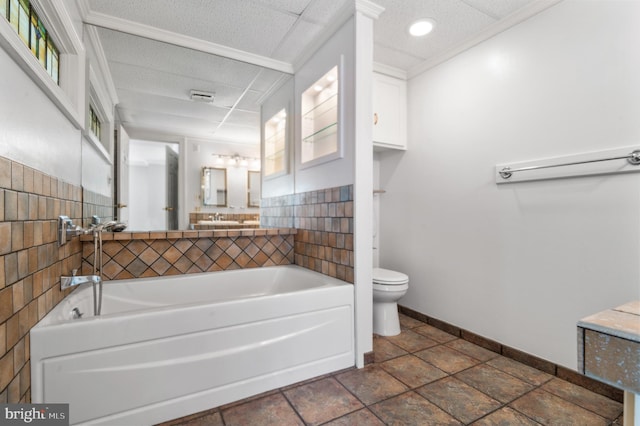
left=84, top=0, right=552, bottom=146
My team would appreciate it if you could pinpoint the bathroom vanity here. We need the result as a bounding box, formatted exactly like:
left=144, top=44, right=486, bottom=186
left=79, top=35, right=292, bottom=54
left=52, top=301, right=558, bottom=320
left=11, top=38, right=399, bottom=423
left=578, top=301, right=640, bottom=425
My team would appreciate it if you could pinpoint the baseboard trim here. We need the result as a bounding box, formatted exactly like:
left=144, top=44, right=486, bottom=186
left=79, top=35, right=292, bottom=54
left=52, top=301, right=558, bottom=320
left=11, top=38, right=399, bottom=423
left=398, top=305, right=623, bottom=403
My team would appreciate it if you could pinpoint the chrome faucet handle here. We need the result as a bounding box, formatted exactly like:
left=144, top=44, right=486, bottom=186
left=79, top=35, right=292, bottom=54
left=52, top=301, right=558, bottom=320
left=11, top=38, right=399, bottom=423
left=72, top=269, right=78, bottom=276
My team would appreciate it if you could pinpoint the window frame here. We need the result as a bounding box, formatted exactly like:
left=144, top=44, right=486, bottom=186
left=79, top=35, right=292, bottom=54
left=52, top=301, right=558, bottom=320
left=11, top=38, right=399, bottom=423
left=85, top=79, right=113, bottom=163
left=83, top=23, right=118, bottom=163
left=0, top=0, right=85, bottom=128
left=89, top=104, right=101, bottom=140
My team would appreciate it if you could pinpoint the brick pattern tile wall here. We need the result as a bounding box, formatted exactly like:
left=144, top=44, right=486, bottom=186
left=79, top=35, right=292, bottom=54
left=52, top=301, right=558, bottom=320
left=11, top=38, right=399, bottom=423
left=81, top=189, right=113, bottom=228
left=262, top=185, right=354, bottom=283
left=0, top=156, right=82, bottom=403
left=81, top=229, right=295, bottom=280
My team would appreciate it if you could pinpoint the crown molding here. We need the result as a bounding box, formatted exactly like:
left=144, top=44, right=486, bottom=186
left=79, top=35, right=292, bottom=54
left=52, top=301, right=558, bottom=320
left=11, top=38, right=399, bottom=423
left=373, top=62, right=407, bottom=80
left=83, top=11, right=294, bottom=74
left=355, top=0, right=385, bottom=20
left=293, top=0, right=384, bottom=73
left=408, top=0, right=563, bottom=79
left=292, top=1, right=354, bottom=72
left=84, top=24, right=119, bottom=105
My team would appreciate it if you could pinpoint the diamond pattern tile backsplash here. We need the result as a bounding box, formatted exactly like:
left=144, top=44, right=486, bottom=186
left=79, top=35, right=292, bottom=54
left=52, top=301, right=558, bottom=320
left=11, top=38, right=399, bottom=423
left=82, top=231, right=295, bottom=280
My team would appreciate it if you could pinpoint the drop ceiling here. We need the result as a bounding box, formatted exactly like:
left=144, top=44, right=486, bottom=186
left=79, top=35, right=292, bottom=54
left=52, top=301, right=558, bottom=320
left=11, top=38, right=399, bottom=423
left=83, top=0, right=555, bottom=146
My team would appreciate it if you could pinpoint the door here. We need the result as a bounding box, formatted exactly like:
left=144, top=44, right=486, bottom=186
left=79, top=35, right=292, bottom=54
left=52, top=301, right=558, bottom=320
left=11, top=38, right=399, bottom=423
left=165, top=146, right=179, bottom=230
left=115, top=125, right=130, bottom=224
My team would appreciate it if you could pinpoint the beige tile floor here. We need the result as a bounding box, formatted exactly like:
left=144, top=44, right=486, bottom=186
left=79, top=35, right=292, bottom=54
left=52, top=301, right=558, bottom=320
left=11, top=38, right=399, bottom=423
left=160, top=314, right=624, bottom=425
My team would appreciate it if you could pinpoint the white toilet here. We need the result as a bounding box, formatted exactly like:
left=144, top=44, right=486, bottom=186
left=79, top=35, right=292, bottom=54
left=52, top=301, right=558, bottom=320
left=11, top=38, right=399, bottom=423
left=372, top=268, right=409, bottom=336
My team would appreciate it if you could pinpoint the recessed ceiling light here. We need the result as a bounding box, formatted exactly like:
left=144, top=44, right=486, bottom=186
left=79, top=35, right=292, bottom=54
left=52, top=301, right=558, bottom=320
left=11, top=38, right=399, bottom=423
left=409, top=19, right=435, bottom=37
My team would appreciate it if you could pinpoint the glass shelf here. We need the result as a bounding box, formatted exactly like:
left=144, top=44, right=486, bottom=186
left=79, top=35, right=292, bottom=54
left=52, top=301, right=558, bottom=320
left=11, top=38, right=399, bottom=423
left=265, top=128, right=285, bottom=146
left=265, top=149, right=285, bottom=160
left=302, top=122, right=337, bottom=144
left=300, top=65, right=339, bottom=165
left=302, top=92, right=337, bottom=118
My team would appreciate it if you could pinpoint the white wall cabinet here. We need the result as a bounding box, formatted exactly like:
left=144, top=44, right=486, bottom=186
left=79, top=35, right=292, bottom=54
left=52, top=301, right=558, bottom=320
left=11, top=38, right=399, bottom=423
left=372, top=72, right=407, bottom=150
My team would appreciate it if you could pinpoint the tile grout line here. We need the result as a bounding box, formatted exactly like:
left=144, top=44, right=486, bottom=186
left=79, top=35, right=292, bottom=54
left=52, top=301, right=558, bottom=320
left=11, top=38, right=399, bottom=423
left=396, top=317, right=622, bottom=424
left=277, top=390, right=306, bottom=425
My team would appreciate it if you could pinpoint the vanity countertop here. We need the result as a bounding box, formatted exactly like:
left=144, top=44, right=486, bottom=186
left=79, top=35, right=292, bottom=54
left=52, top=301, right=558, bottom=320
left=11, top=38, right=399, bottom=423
left=578, top=301, right=640, bottom=342
left=577, top=301, right=640, bottom=394
left=80, top=227, right=296, bottom=242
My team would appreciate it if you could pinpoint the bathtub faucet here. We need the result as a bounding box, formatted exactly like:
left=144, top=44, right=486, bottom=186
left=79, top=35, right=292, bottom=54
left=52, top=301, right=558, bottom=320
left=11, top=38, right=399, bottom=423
left=61, top=269, right=101, bottom=290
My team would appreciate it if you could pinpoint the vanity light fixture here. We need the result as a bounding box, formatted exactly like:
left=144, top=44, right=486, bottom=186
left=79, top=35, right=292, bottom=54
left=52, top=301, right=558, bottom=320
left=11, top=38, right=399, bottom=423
left=409, top=18, right=435, bottom=37
left=211, top=153, right=260, bottom=170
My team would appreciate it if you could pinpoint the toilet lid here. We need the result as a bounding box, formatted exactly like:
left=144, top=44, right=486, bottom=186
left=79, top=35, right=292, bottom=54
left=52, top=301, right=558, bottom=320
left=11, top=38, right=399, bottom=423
left=373, top=268, right=409, bottom=285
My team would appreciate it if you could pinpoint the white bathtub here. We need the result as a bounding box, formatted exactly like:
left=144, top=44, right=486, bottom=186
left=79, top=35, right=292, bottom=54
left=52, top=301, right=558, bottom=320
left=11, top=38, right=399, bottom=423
left=30, top=266, right=354, bottom=425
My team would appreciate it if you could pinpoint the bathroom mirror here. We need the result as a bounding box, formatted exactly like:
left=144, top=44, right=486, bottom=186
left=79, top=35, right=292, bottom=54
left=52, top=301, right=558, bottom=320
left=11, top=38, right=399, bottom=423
left=83, top=25, right=293, bottom=230
left=202, top=167, right=227, bottom=206
left=248, top=171, right=261, bottom=207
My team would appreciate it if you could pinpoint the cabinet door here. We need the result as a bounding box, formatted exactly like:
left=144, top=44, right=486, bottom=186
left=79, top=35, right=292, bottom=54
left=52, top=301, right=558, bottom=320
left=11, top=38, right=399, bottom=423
left=373, top=73, right=407, bottom=150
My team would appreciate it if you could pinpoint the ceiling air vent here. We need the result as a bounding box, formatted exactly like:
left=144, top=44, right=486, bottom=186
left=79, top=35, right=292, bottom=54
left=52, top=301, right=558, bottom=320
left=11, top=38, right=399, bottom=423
left=190, top=90, right=215, bottom=103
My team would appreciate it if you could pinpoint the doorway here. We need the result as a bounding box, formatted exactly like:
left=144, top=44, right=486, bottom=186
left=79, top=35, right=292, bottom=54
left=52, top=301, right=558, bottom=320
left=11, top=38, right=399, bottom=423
left=128, top=140, right=180, bottom=231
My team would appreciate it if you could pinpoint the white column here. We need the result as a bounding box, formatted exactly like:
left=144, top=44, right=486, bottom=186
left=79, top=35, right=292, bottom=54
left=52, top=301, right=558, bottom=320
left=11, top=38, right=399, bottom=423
left=353, top=0, right=384, bottom=367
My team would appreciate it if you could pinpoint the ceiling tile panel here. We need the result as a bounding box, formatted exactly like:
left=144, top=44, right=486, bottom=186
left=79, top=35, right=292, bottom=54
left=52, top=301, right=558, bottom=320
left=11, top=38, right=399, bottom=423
left=97, top=28, right=263, bottom=88
left=223, top=110, right=260, bottom=128
left=271, top=19, right=323, bottom=63
left=117, top=90, right=230, bottom=122
left=374, top=0, right=497, bottom=61
left=118, top=108, right=221, bottom=134
left=90, top=0, right=298, bottom=57
left=251, top=0, right=312, bottom=15
left=213, top=125, right=260, bottom=143
left=461, top=0, right=534, bottom=19
left=234, top=91, right=266, bottom=112
left=109, top=63, right=247, bottom=108
left=301, top=0, right=351, bottom=25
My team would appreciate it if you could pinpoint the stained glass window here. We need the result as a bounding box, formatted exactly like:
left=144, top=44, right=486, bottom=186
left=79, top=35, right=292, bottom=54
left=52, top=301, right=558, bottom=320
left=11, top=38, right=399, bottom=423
left=89, top=106, right=101, bottom=140
left=3, top=0, right=59, bottom=84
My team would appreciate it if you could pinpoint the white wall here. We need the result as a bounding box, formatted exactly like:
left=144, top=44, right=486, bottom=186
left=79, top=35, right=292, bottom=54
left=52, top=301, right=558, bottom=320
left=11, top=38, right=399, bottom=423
left=81, top=140, right=112, bottom=196
left=0, top=1, right=115, bottom=199
left=294, top=18, right=355, bottom=194
left=379, top=0, right=640, bottom=370
left=0, top=46, right=81, bottom=184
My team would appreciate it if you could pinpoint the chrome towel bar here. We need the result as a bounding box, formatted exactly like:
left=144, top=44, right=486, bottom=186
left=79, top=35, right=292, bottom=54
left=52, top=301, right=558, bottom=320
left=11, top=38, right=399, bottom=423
left=499, top=149, right=640, bottom=179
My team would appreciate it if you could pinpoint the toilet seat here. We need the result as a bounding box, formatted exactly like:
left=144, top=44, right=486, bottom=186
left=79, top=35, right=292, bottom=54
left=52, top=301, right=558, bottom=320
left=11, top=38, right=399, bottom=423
left=373, top=268, right=409, bottom=285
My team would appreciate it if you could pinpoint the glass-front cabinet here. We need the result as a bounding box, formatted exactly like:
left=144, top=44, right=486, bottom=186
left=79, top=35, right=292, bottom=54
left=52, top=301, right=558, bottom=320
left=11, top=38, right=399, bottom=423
left=264, top=109, right=287, bottom=177
left=301, top=66, right=340, bottom=166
